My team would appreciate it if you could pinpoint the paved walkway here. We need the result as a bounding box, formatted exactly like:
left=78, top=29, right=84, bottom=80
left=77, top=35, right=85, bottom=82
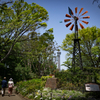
left=0, top=88, right=24, bottom=100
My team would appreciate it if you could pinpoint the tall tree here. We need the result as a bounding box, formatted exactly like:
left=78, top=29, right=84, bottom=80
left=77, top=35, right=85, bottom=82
left=0, top=0, right=48, bottom=62
left=17, top=28, right=59, bottom=76
left=61, top=26, right=100, bottom=68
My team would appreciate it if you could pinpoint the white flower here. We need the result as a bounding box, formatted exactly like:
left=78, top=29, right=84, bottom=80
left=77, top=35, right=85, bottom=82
left=49, top=97, right=51, bottom=99
left=40, top=97, right=43, bottom=99
left=34, top=95, right=37, bottom=98
left=22, top=88, right=27, bottom=92
left=43, top=88, right=48, bottom=91
left=28, top=93, right=33, bottom=97
left=38, top=90, right=40, bottom=93
left=43, top=87, right=51, bottom=92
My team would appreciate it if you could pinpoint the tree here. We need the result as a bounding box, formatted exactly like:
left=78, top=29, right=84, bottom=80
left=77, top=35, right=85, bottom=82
left=0, top=0, right=49, bottom=62
left=0, top=41, right=22, bottom=81
left=0, top=0, right=13, bottom=10
left=0, top=0, right=59, bottom=81
left=59, top=26, right=100, bottom=84
left=18, top=28, right=59, bottom=77
left=61, top=26, right=100, bottom=68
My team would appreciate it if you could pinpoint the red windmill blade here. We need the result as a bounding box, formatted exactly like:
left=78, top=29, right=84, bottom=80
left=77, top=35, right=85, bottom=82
left=64, top=7, right=90, bottom=31
left=66, top=14, right=71, bottom=18
left=75, top=7, right=77, bottom=14
left=78, top=8, right=83, bottom=15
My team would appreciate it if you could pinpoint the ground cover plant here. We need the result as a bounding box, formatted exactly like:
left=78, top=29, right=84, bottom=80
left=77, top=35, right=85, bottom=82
left=33, top=87, right=86, bottom=100
left=16, top=80, right=86, bottom=100
left=16, top=77, right=90, bottom=100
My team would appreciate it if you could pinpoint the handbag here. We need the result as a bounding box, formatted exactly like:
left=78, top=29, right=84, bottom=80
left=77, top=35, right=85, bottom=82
left=1, top=89, right=4, bottom=94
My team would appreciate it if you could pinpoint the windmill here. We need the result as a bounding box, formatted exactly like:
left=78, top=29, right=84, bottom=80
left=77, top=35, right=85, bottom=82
left=64, top=7, right=90, bottom=71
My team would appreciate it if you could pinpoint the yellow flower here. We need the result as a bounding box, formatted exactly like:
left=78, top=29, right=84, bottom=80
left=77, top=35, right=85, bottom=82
left=36, top=92, right=39, bottom=95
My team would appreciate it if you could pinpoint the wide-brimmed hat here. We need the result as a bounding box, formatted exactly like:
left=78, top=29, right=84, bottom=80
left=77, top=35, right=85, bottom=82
left=9, top=78, right=13, bottom=81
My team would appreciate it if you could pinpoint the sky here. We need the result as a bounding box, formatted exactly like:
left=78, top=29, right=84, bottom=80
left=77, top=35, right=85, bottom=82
left=22, top=0, right=100, bottom=70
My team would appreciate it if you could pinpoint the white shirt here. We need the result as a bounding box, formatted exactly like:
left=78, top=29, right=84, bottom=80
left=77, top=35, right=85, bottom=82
left=8, top=81, right=14, bottom=87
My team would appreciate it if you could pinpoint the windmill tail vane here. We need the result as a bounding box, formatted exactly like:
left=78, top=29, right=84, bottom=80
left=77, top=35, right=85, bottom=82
left=64, top=7, right=90, bottom=31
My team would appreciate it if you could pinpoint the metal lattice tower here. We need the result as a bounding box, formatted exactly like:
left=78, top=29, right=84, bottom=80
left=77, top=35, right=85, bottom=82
left=64, top=7, right=90, bottom=71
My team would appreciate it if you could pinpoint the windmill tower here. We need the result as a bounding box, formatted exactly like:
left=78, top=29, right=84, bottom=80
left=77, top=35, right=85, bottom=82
left=64, top=7, right=90, bottom=71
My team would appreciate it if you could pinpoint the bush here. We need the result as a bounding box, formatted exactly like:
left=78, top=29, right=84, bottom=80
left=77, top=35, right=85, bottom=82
left=41, top=76, right=52, bottom=81
left=16, top=79, right=45, bottom=96
left=85, top=91, right=100, bottom=98
left=55, top=68, right=91, bottom=90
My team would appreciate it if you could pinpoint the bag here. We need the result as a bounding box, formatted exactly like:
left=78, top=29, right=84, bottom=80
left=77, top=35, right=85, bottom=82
left=9, top=83, right=13, bottom=88
left=1, top=89, right=3, bottom=94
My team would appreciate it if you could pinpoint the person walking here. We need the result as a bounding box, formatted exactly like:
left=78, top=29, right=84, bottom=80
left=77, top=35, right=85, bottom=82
left=1, top=77, right=7, bottom=96
left=8, top=78, right=14, bottom=96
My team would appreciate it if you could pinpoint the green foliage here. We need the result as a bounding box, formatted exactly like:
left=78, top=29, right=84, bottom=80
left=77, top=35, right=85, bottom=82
left=61, top=26, right=100, bottom=68
left=34, top=87, right=85, bottom=100
left=0, top=0, right=49, bottom=62
left=15, top=64, right=37, bottom=80
left=41, top=76, right=52, bottom=81
left=39, top=22, right=47, bottom=28
left=60, top=26, right=100, bottom=85
left=16, top=78, right=86, bottom=100
left=16, top=79, right=45, bottom=95
left=48, top=28, right=53, bottom=33
left=85, top=91, right=100, bottom=98
left=16, top=77, right=100, bottom=99
left=55, top=68, right=95, bottom=90
left=17, top=28, right=58, bottom=77
left=0, top=0, right=59, bottom=82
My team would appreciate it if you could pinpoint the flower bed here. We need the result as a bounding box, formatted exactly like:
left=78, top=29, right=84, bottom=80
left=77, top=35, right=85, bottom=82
left=16, top=78, right=100, bottom=100
left=32, top=87, right=86, bottom=100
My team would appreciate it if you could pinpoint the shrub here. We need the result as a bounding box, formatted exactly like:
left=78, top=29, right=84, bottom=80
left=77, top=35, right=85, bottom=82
left=16, top=79, right=45, bottom=97
left=41, top=76, right=52, bottom=81
left=16, top=78, right=87, bottom=100
left=85, top=91, right=100, bottom=98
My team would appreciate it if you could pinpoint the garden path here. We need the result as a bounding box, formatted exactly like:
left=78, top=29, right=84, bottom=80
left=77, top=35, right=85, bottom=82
left=0, top=87, right=23, bottom=100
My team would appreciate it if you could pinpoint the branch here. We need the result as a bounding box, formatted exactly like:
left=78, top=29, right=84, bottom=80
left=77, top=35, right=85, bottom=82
left=0, top=1, right=13, bottom=6
left=0, top=1, right=13, bottom=10
left=0, top=25, right=32, bottom=62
